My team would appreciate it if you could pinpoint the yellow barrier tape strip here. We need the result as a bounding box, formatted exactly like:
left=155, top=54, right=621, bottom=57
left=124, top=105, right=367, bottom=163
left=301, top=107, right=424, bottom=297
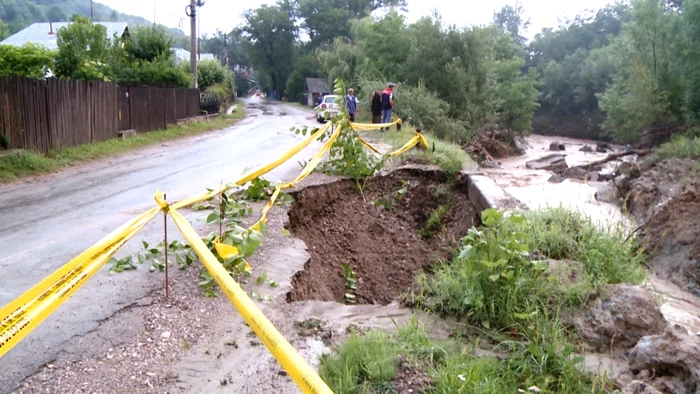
left=349, top=118, right=401, bottom=131
left=169, top=208, right=333, bottom=394
left=281, top=125, right=341, bottom=188
left=356, top=134, right=381, bottom=154
left=356, top=132, right=429, bottom=158
left=0, top=207, right=160, bottom=358
left=171, top=122, right=332, bottom=210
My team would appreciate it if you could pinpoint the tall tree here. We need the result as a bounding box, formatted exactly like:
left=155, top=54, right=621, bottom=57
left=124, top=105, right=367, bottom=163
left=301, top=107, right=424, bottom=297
left=292, top=0, right=407, bottom=45
left=46, top=5, right=68, bottom=22
left=54, top=16, right=111, bottom=80
left=240, top=4, right=297, bottom=96
left=493, top=2, right=529, bottom=46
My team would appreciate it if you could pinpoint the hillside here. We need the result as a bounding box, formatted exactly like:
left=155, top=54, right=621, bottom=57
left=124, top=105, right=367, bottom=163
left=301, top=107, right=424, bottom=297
left=0, top=0, right=188, bottom=47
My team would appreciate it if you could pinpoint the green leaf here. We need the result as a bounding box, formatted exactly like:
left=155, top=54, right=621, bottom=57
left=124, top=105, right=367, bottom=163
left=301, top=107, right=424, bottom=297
left=206, top=211, right=221, bottom=224
left=269, top=280, right=279, bottom=288
left=281, top=229, right=290, bottom=236
left=458, top=245, right=474, bottom=260
left=514, top=311, right=538, bottom=320
left=142, top=241, right=149, bottom=249
left=488, top=274, right=500, bottom=282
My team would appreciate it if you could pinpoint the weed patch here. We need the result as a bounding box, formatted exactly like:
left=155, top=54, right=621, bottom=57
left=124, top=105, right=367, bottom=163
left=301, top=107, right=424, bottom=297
left=658, top=133, right=700, bottom=160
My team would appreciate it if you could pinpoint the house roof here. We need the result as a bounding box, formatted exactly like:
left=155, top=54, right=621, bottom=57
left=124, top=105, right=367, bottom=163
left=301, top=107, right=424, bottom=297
left=1, top=22, right=129, bottom=50
left=198, top=53, right=215, bottom=61
left=174, top=48, right=190, bottom=62
left=306, top=78, right=328, bottom=93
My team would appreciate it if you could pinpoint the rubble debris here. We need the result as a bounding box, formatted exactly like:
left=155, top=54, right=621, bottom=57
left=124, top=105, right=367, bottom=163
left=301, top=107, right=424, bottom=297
left=628, top=324, right=700, bottom=394
left=580, top=145, right=594, bottom=153
left=525, top=153, right=568, bottom=172
left=575, top=284, right=667, bottom=353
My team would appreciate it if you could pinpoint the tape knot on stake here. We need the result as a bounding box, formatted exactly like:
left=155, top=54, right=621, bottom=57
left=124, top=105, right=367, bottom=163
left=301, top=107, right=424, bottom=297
left=154, top=189, right=169, bottom=212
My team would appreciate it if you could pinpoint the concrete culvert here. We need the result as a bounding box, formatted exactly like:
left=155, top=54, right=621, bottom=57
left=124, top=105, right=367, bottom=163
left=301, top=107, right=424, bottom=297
left=285, top=167, right=479, bottom=305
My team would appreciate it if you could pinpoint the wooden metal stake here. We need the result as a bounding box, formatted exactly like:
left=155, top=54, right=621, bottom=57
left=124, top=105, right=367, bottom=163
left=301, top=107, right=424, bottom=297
left=163, top=193, right=169, bottom=299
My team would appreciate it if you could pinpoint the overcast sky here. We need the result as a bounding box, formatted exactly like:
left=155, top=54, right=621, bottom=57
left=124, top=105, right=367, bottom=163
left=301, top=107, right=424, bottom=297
left=96, top=0, right=615, bottom=39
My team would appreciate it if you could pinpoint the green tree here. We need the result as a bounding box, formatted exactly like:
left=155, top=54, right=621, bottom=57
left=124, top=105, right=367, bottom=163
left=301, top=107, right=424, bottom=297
left=493, top=2, right=529, bottom=46
left=292, top=0, right=407, bottom=46
left=124, top=25, right=174, bottom=62
left=54, top=16, right=111, bottom=80
left=0, top=20, right=9, bottom=41
left=351, top=11, right=410, bottom=82
left=240, top=4, right=297, bottom=96
left=598, top=0, right=683, bottom=142
left=680, top=0, right=700, bottom=122
left=46, top=5, right=68, bottom=22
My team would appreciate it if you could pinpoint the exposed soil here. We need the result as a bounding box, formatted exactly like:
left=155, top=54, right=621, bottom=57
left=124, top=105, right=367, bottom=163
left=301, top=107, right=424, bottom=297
left=642, top=187, right=700, bottom=295
left=286, top=167, right=479, bottom=305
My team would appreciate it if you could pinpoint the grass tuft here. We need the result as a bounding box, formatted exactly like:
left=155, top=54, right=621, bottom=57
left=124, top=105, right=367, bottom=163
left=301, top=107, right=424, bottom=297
left=0, top=109, right=245, bottom=184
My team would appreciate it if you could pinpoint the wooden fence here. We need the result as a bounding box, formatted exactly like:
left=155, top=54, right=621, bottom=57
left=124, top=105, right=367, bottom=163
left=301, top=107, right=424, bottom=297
left=0, top=76, right=200, bottom=153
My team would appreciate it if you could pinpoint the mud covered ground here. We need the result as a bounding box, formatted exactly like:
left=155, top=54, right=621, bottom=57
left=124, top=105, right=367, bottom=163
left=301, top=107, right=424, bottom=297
left=286, top=167, right=479, bottom=305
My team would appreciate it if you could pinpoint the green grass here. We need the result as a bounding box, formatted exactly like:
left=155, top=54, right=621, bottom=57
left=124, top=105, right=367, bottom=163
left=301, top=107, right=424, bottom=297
left=363, top=125, right=477, bottom=176
left=0, top=109, right=245, bottom=184
left=658, top=133, right=700, bottom=160
left=321, top=316, right=610, bottom=394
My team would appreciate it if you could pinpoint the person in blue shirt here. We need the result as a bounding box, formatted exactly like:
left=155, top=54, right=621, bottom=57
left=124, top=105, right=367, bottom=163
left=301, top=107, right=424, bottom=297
left=345, top=88, right=358, bottom=122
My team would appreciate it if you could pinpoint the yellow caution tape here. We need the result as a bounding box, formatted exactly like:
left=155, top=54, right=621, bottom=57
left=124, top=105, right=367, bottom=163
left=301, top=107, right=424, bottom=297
left=0, top=207, right=161, bottom=359
left=356, top=131, right=429, bottom=157
left=168, top=207, right=333, bottom=394
left=349, top=117, right=401, bottom=131
left=171, top=122, right=332, bottom=210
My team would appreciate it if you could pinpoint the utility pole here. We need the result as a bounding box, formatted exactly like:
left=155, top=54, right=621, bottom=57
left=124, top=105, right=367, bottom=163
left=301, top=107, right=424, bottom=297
left=90, top=0, right=94, bottom=21
left=186, top=1, right=198, bottom=88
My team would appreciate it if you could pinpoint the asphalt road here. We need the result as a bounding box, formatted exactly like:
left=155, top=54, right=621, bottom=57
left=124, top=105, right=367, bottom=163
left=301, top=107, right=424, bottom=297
left=0, top=98, right=322, bottom=392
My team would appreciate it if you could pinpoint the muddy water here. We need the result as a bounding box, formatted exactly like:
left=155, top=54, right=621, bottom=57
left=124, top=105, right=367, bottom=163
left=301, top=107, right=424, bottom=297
left=486, top=134, right=700, bottom=335
left=483, top=135, right=634, bottom=228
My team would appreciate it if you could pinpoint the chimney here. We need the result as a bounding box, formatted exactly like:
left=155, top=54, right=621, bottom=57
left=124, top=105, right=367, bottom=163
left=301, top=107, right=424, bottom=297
left=49, top=22, right=54, bottom=35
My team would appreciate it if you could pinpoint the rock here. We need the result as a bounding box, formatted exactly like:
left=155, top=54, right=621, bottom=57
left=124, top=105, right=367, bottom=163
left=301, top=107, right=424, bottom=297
left=621, top=381, right=663, bottom=394
left=565, top=166, right=588, bottom=180
left=579, top=145, right=594, bottom=152
left=575, top=284, right=667, bottom=353
left=596, top=143, right=612, bottom=153
left=615, top=162, right=641, bottom=179
left=549, top=141, right=566, bottom=151
left=161, top=331, right=171, bottom=339
left=588, top=172, right=600, bottom=182
left=548, top=174, right=565, bottom=183
left=525, top=153, right=568, bottom=172
left=629, top=324, right=700, bottom=391
left=514, top=137, right=530, bottom=155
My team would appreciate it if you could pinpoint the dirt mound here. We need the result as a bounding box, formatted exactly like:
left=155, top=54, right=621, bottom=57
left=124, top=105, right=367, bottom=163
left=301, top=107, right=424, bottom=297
left=628, top=324, right=700, bottom=394
left=286, top=168, right=478, bottom=305
left=575, top=284, right=667, bottom=354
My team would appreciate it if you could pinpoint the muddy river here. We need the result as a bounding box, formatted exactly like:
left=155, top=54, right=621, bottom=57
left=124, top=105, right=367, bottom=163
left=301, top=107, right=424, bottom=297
left=485, top=134, right=700, bottom=336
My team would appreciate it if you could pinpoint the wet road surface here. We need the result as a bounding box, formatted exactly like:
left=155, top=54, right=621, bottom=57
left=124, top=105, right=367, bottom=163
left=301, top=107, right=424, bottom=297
left=0, top=98, right=322, bottom=392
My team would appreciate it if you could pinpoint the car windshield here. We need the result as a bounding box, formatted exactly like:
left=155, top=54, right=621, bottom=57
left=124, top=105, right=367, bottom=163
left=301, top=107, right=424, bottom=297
left=324, top=96, right=336, bottom=103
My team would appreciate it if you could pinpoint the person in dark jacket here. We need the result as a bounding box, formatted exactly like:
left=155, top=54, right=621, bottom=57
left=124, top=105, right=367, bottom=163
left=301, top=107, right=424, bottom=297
left=371, top=91, right=382, bottom=124
left=381, top=82, right=395, bottom=131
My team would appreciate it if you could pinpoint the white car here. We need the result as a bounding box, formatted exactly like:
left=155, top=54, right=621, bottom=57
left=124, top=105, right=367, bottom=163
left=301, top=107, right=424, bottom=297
left=314, top=95, right=339, bottom=123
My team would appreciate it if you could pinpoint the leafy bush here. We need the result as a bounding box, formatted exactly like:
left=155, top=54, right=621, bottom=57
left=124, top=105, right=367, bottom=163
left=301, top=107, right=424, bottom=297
left=118, top=55, right=192, bottom=88
left=0, top=44, right=54, bottom=79
left=198, top=59, right=234, bottom=93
